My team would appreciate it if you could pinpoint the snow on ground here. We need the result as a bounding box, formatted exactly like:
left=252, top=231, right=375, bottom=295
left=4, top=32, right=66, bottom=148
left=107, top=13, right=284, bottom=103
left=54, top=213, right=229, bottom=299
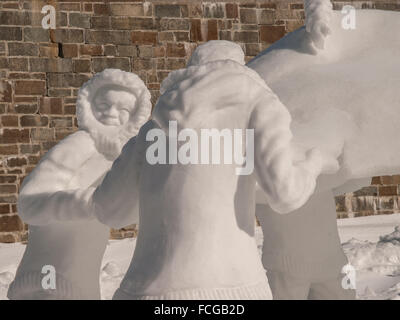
left=1, top=213, right=400, bottom=300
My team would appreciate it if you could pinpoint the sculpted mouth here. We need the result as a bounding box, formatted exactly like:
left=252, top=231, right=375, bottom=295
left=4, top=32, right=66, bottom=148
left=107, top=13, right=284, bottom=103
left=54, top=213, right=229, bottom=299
left=102, top=117, right=120, bottom=125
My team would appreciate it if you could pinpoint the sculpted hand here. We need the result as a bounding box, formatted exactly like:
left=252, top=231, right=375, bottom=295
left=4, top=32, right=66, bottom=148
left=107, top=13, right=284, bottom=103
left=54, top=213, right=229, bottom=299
left=305, top=0, right=333, bottom=50
left=303, top=148, right=339, bottom=176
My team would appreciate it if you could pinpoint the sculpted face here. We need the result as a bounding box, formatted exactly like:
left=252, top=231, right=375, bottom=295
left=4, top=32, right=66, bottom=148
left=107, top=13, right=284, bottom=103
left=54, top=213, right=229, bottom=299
left=92, top=88, right=136, bottom=126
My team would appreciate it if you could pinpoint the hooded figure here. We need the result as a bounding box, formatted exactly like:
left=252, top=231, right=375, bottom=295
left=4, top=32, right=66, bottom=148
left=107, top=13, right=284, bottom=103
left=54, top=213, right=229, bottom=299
left=249, top=1, right=394, bottom=299
left=92, top=41, right=338, bottom=300
left=8, top=69, right=151, bottom=300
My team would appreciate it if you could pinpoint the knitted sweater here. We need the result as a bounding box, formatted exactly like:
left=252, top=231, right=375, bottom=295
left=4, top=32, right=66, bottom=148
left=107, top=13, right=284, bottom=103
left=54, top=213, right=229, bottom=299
left=93, top=60, right=331, bottom=299
left=256, top=177, right=370, bottom=281
left=257, top=191, right=346, bottom=281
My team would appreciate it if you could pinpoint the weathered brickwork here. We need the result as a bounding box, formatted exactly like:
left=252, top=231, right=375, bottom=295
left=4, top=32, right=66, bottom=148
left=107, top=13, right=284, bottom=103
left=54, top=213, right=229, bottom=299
left=1, top=0, right=400, bottom=242
left=335, top=176, right=400, bottom=219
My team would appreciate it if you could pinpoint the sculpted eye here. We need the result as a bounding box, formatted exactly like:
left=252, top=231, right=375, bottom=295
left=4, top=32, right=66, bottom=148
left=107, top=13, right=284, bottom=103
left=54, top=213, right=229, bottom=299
left=119, top=105, right=132, bottom=113
left=97, top=103, right=109, bottom=111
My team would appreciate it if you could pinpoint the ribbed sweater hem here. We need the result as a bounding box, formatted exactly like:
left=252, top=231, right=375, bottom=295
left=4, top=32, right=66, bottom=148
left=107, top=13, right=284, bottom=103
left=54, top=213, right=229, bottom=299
left=263, top=251, right=346, bottom=281
left=114, top=282, right=272, bottom=300
left=7, top=271, right=84, bottom=300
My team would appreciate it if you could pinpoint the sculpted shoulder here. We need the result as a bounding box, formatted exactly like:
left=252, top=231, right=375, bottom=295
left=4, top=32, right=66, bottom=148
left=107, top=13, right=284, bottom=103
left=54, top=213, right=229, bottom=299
left=39, top=130, right=97, bottom=167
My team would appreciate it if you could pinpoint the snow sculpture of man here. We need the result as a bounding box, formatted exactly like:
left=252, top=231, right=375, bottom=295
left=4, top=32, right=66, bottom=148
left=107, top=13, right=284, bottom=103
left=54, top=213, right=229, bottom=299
left=91, top=40, right=339, bottom=300
left=249, top=0, right=400, bottom=300
left=7, top=69, right=151, bottom=300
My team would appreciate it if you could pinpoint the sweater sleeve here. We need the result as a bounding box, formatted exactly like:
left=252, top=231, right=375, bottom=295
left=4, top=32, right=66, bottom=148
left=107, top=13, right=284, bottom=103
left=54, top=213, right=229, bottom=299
left=92, top=120, right=151, bottom=229
left=17, top=131, right=98, bottom=225
left=251, top=91, right=324, bottom=214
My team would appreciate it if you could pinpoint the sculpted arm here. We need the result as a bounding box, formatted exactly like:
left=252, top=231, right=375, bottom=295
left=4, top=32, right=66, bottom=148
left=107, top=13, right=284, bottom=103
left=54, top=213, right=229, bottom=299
left=92, top=121, right=151, bottom=229
left=304, top=0, right=333, bottom=50
left=251, top=91, right=338, bottom=214
left=17, top=131, right=98, bottom=225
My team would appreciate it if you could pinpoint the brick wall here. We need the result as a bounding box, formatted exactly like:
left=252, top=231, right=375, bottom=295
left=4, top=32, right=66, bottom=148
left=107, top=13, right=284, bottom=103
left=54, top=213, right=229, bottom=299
left=1, top=0, right=400, bottom=243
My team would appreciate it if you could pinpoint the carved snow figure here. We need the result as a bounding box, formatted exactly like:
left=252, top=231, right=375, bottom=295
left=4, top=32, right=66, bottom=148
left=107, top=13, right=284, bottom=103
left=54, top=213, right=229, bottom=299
left=92, top=41, right=338, bottom=300
left=7, top=69, right=151, bottom=300
left=249, top=3, right=400, bottom=299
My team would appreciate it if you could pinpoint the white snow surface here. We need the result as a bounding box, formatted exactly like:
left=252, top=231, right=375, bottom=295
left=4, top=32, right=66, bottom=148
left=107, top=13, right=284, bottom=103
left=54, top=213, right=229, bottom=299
left=1, top=213, right=400, bottom=300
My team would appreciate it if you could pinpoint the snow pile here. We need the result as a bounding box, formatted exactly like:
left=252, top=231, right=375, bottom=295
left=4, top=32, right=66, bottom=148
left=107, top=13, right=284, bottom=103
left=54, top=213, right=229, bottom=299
left=343, top=226, right=400, bottom=276
left=0, top=271, right=14, bottom=299
left=379, top=226, right=400, bottom=245
left=100, top=261, right=124, bottom=300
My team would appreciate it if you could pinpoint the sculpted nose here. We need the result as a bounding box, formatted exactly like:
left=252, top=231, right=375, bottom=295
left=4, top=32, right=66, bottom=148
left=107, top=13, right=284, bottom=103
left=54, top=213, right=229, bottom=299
left=104, top=105, right=119, bottom=117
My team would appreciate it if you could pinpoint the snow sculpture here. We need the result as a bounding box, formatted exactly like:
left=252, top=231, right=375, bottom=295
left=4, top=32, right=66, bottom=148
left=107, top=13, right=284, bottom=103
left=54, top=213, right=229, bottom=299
left=256, top=187, right=357, bottom=300
left=8, top=69, right=151, bottom=300
left=92, top=40, right=338, bottom=300
left=248, top=8, right=400, bottom=184
left=304, top=0, right=333, bottom=51
left=249, top=5, right=400, bottom=299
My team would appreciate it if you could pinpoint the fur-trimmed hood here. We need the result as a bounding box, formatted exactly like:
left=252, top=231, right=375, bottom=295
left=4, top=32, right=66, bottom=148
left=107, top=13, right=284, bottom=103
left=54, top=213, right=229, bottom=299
left=76, top=69, right=152, bottom=159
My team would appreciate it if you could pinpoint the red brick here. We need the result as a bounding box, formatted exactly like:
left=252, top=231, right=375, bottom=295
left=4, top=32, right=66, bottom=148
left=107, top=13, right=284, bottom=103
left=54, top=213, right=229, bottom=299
left=155, top=4, right=181, bottom=18
left=39, top=97, right=63, bottom=115
left=6, top=157, right=27, bottom=167
left=190, top=19, right=202, bottom=42
left=260, top=4, right=277, bottom=9
left=0, top=80, right=12, bottom=102
left=73, top=59, right=91, bottom=73
left=379, top=186, right=398, bottom=196
left=0, top=233, right=18, bottom=243
left=0, top=204, right=10, bottom=215
left=207, top=20, right=218, bottom=41
left=240, top=8, right=257, bottom=24
left=110, top=3, right=144, bottom=16
left=80, top=44, right=103, bottom=56
left=226, top=3, right=239, bottom=19
left=159, top=31, right=174, bottom=42
left=0, top=215, right=23, bottom=232
left=0, top=129, right=30, bottom=144
left=64, top=105, right=76, bottom=115
left=131, top=32, right=158, bottom=45
left=233, top=31, right=259, bottom=43
left=14, top=104, right=38, bottom=114
left=20, top=115, right=49, bottom=127
left=0, top=145, right=18, bottom=155
left=153, top=46, right=166, bottom=58
left=15, top=81, right=46, bottom=95
left=166, top=43, right=186, bottom=57
left=0, top=185, right=17, bottom=194
left=1, top=115, right=19, bottom=127
left=260, top=25, right=286, bottom=44
left=93, top=3, right=110, bottom=15
left=84, top=3, right=93, bottom=12
left=19, top=144, right=40, bottom=155
left=62, top=44, right=78, bottom=58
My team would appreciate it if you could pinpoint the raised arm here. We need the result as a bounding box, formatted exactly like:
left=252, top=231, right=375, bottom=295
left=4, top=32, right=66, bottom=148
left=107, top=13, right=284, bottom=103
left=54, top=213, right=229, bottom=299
left=251, top=91, right=338, bottom=214
left=17, top=131, right=98, bottom=225
left=304, top=0, right=333, bottom=50
left=92, top=120, right=152, bottom=229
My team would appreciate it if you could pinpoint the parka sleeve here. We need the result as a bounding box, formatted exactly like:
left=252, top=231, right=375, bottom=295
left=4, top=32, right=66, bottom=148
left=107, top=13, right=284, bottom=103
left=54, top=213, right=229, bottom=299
left=17, top=131, right=98, bottom=225
left=92, top=120, right=151, bottom=229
